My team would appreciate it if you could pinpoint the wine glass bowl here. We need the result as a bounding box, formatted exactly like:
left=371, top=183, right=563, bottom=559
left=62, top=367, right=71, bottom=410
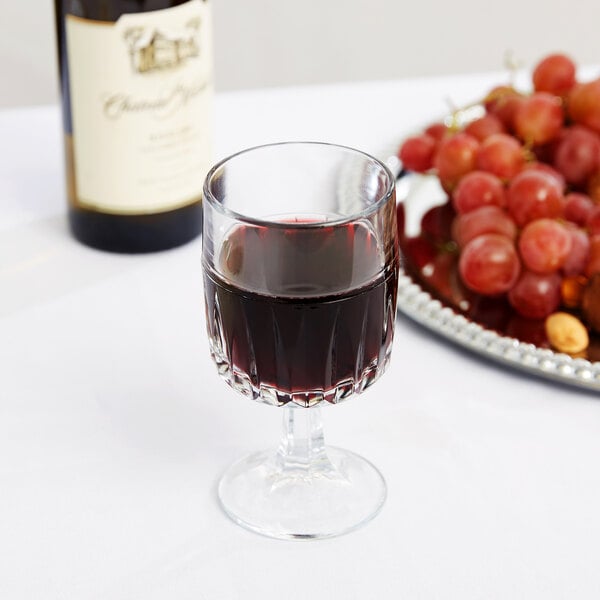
left=202, top=142, right=398, bottom=539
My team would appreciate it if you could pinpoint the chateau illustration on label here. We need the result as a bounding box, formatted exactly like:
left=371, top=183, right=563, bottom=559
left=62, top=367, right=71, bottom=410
left=123, top=17, right=202, bottom=74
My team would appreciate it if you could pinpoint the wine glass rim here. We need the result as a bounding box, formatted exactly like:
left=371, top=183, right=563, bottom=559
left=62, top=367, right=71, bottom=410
left=202, top=141, right=396, bottom=229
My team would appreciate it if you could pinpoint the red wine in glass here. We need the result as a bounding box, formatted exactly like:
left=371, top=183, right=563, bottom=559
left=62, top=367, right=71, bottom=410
left=204, top=219, right=398, bottom=406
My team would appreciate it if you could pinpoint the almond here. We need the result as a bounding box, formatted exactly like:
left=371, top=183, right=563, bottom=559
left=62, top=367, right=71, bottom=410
left=545, top=312, right=589, bottom=354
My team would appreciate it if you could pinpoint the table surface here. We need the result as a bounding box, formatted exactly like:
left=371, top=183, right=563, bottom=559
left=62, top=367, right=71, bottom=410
left=2, top=72, right=600, bottom=600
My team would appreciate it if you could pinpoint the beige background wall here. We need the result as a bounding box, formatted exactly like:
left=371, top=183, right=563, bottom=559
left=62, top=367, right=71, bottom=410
left=2, top=1, right=599, bottom=108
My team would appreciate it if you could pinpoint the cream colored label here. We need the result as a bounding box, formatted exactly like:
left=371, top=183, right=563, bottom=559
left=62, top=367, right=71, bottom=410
left=66, top=0, right=213, bottom=214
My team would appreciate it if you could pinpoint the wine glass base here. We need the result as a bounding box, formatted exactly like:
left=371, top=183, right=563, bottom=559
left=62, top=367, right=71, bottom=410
left=217, top=446, right=387, bottom=540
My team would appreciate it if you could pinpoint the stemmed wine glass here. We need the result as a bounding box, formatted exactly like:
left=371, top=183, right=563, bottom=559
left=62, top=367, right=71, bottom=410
left=202, top=142, right=398, bottom=539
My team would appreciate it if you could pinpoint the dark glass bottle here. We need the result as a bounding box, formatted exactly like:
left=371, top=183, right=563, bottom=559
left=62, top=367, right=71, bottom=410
left=54, top=0, right=213, bottom=252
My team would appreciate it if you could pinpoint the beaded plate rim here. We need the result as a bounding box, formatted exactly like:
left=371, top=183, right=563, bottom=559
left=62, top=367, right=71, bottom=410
left=395, top=267, right=600, bottom=392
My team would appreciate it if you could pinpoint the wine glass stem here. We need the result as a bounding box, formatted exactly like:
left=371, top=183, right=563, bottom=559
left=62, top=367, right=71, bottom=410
left=276, top=405, right=330, bottom=472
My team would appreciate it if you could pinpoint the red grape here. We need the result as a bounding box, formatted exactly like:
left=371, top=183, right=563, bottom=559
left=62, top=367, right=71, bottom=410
left=452, top=170, right=506, bottom=214
left=513, top=92, right=564, bottom=145
left=476, top=133, right=525, bottom=180
left=508, top=271, right=562, bottom=319
left=532, top=53, right=577, bottom=96
left=484, top=85, right=516, bottom=112
left=402, top=236, right=437, bottom=270
left=518, top=218, right=572, bottom=273
left=458, top=233, right=521, bottom=295
left=562, top=226, right=591, bottom=276
left=421, top=251, right=458, bottom=302
left=586, top=234, right=600, bottom=277
left=420, top=202, right=456, bottom=244
left=464, top=114, right=506, bottom=141
left=399, top=134, right=437, bottom=172
left=425, top=122, right=448, bottom=141
left=531, top=135, right=563, bottom=165
left=506, top=170, right=564, bottom=227
left=553, top=125, right=600, bottom=185
left=434, top=132, right=479, bottom=189
left=522, top=161, right=566, bottom=192
left=452, top=206, right=517, bottom=248
left=586, top=205, right=600, bottom=235
left=568, top=79, right=600, bottom=134
left=484, top=86, right=524, bottom=130
left=564, top=192, right=595, bottom=226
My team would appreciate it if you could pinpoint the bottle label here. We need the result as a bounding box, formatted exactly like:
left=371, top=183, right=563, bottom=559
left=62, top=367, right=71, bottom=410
left=66, top=0, right=213, bottom=214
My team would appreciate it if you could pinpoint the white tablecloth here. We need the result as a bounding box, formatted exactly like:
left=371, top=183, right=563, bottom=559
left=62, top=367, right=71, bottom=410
left=2, top=73, right=600, bottom=599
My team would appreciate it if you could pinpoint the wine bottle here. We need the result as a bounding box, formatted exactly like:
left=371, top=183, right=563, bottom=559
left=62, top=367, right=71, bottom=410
left=54, top=0, right=213, bottom=252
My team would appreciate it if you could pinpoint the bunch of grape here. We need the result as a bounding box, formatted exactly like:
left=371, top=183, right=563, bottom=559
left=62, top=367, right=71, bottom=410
left=399, top=53, right=600, bottom=345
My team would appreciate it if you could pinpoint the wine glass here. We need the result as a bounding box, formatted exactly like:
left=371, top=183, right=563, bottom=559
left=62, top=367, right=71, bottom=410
left=202, top=142, right=399, bottom=539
